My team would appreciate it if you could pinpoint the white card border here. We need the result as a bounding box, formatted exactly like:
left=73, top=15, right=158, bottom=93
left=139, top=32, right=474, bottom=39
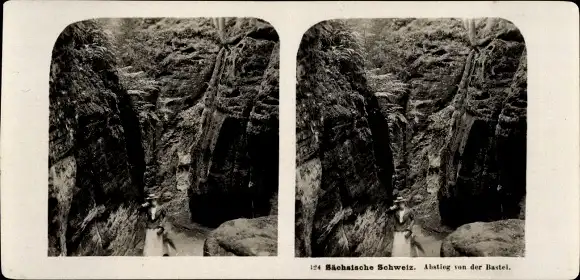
left=1, top=1, right=579, bottom=279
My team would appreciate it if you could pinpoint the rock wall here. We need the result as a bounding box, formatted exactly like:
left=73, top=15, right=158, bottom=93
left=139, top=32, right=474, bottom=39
left=295, top=21, right=395, bottom=257
left=366, top=73, right=410, bottom=192
left=49, top=18, right=279, bottom=256
left=438, top=21, right=526, bottom=228
left=105, top=18, right=280, bottom=228
left=495, top=50, right=527, bottom=220
left=187, top=20, right=279, bottom=227
left=119, top=68, right=161, bottom=191
left=399, top=19, right=471, bottom=201
left=148, top=19, right=221, bottom=195
left=362, top=19, right=473, bottom=232
left=363, top=18, right=526, bottom=232
left=49, top=21, right=146, bottom=256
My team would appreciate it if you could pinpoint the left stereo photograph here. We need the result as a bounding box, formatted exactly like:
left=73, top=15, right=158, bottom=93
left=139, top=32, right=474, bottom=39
left=48, top=18, right=280, bottom=257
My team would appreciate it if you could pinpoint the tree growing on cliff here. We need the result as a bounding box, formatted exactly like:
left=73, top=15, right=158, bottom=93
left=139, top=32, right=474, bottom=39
left=212, top=17, right=227, bottom=43
left=463, top=18, right=477, bottom=47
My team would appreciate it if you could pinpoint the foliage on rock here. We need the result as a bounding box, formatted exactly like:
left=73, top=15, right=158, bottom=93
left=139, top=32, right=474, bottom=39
left=49, top=20, right=146, bottom=256
left=50, top=17, right=279, bottom=256
left=353, top=18, right=526, bottom=234
left=295, top=20, right=395, bottom=257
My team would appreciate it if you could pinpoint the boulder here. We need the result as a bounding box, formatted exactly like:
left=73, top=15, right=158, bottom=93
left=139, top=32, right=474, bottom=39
left=440, top=219, right=524, bottom=257
left=203, top=215, right=277, bottom=256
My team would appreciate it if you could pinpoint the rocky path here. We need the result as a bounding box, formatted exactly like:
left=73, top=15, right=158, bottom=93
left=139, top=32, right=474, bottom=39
left=164, top=221, right=211, bottom=256
left=411, top=224, right=444, bottom=257
left=143, top=210, right=213, bottom=256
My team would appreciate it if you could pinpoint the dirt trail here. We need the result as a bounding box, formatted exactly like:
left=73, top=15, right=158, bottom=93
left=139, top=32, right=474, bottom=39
left=411, top=224, right=445, bottom=257
left=163, top=221, right=212, bottom=256
left=142, top=210, right=213, bottom=256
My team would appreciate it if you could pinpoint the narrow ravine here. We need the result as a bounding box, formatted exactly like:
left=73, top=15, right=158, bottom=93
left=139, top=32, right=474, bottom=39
left=359, top=18, right=526, bottom=257
left=49, top=18, right=279, bottom=256
left=296, top=18, right=526, bottom=258
left=363, top=18, right=526, bottom=257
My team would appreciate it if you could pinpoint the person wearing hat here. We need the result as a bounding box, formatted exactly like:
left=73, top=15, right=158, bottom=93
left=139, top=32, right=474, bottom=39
left=387, top=196, right=417, bottom=257
left=141, top=193, right=175, bottom=256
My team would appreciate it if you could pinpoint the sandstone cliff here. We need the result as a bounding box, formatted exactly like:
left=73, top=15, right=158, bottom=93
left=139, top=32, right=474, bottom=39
left=50, top=18, right=279, bottom=256
left=105, top=18, right=279, bottom=228
left=49, top=21, right=146, bottom=256
left=437, top=20, right=526, bottom=227
left=307, top=18, right=528, bottom=257
left=295, top=21, right=395, bottom=257
left=352, top=19, right=475, bottom=233
left=188, top=23, right=279, bottom=227
left=359, top=18, right=526, bottom=233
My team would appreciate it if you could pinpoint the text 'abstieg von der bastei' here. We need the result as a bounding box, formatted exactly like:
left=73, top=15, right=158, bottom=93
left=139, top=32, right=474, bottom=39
left=313, top=263, right=511, bottom=272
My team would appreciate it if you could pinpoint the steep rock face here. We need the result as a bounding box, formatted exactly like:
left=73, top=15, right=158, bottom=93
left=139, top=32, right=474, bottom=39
left=119, top=68, right=161, bottom=190
left=105, top=19, right=280, bottom=230
left=203, top=215, right=277, bottom=256
left=399, top=20, right=470, bottom=199
left=49, top=21, right=146, bottom=256
left=146, top=19, right=221, bottom=194
left=440, top=219, right=524, bottom=257
left=295, top=21, right=395, bottom=257
left=362, top=19, right=526, bottom=233
left=362, top=19, right=473, bottom=232
left=495, top=51, right=527, bottom=220
left=188, top=21, right=280, bottom=227
left=367, top=73, right=410, bottom=192
left=438, top=26, right=526, bottom=228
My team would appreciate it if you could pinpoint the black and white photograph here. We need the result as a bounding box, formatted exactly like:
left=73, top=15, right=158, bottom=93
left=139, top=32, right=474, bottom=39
left=295, top=18, right=527, bottom=258
left=2, top=1, right=579, bottom=278
left=48, top=17, right=279, bottom=257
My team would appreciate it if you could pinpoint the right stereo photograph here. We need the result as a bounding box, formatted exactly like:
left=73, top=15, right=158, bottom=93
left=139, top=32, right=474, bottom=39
left=295, top=18, right=527, bottom=258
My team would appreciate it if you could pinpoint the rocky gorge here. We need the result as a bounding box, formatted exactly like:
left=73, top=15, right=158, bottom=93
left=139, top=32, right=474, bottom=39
left=295, top=18, right=526, bottom=257
left=48, top=18, right=279, bottom=256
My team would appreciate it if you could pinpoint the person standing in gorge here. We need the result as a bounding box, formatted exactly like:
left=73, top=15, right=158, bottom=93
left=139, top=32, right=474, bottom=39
left=387, top=196, right=418, bottom=257
left=141, top=193, right=176, bottom=256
